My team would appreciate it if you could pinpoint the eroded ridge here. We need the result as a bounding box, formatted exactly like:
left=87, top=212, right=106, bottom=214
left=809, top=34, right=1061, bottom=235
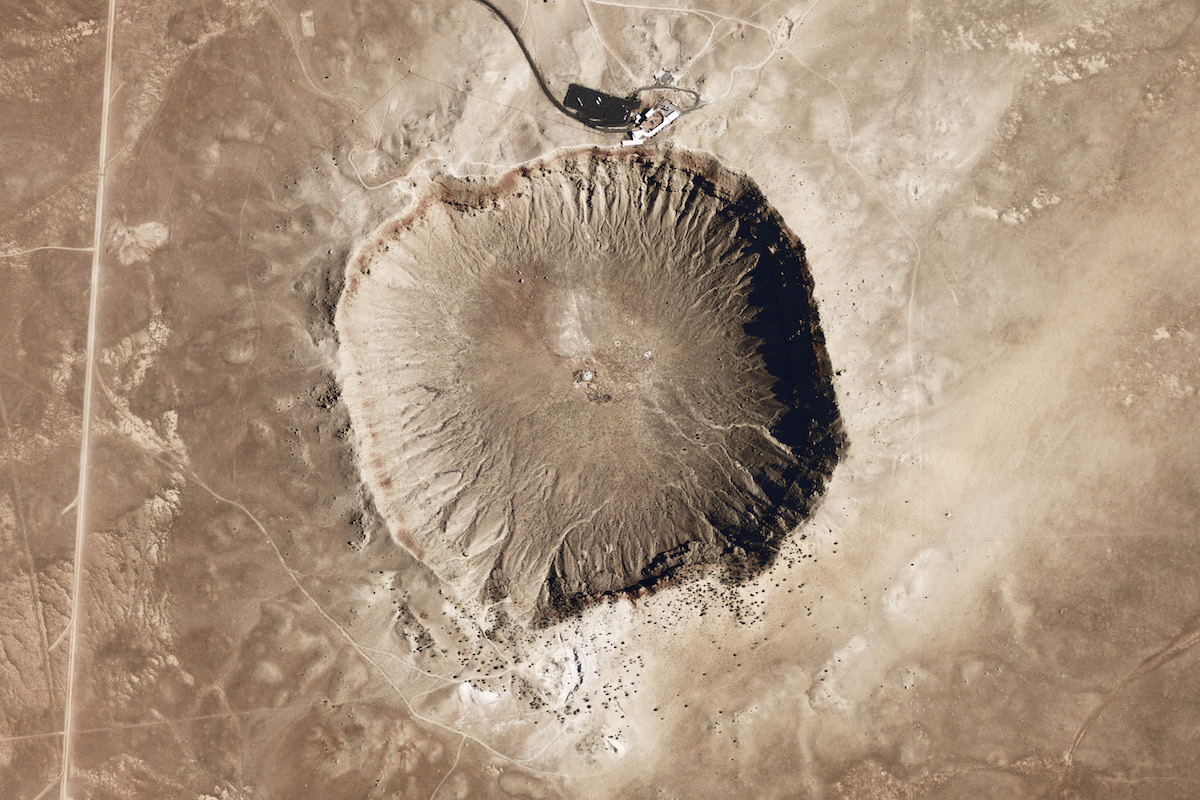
left=336, top=147, right=843, bottom=622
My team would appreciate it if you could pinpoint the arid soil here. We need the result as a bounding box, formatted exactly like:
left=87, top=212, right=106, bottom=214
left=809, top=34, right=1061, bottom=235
left=3, top=0, right=1200, bottom=798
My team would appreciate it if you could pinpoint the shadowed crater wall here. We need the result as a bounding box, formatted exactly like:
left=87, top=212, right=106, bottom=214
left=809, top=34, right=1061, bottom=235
left=336, top=147, right=843, bottom=623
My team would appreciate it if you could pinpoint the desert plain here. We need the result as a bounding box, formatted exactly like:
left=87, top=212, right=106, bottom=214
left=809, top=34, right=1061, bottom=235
left=2, top=0, right=1200, bottom=797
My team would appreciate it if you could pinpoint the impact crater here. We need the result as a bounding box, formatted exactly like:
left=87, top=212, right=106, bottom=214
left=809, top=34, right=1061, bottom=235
left=336, top=147, right=843, bottom=623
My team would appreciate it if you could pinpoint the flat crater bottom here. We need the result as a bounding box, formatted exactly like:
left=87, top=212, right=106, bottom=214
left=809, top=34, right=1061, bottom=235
left=336, top=146, right=844, bottom=623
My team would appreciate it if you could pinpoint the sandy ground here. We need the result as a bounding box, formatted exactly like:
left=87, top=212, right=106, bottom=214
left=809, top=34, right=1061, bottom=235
left=2, top=0, right=1199, bottom=798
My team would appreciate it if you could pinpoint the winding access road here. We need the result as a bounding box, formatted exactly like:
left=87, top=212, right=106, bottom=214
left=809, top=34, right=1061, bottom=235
left=467, top=0, right=636, bottom=132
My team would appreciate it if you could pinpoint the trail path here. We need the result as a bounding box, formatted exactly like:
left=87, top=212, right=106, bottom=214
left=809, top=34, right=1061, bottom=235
left=0, top=246, right=93, bottom=259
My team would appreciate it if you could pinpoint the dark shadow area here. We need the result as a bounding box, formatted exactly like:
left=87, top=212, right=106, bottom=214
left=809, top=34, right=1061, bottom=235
left=719, top=181, right=845, bottom=562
